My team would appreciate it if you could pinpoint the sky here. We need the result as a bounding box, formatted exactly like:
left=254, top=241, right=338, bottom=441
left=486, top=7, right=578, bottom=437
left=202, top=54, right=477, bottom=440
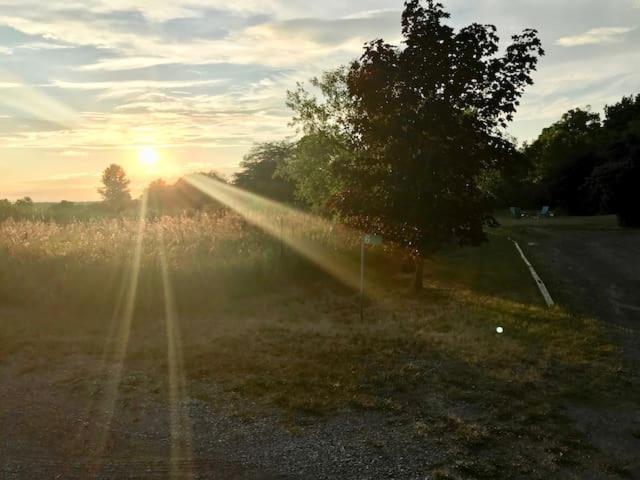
left=1, top=0, right=639, bottom=201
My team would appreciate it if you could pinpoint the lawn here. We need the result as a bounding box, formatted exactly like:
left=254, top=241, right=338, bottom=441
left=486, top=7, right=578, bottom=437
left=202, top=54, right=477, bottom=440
left=1, top=214, right=637, bottom=478
left=496, top=211, right=620, bottom=230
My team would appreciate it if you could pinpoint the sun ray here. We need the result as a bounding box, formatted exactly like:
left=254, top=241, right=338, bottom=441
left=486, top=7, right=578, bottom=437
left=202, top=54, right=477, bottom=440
left=0, top=70, right=77, bottom=127
left=88, top=192, right=149, bottom=472
left=184, top=173, right=386, bottom=297
left=158, top=225, right=194, bottom=479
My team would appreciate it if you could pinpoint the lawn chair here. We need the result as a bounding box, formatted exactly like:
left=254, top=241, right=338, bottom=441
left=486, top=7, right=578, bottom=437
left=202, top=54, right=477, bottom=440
left=510, top=207, right=524, bottom=219
left=538, top=206, right=553, bottom=218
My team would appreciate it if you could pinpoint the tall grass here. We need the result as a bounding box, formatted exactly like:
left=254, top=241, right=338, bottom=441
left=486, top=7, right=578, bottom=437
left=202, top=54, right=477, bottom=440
left=0, top=212, right=358, bottom=314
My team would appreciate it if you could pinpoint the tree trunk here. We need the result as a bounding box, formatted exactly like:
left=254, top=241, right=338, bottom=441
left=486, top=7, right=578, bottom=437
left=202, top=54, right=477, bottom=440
left=413, top=255, right=424, bottom=291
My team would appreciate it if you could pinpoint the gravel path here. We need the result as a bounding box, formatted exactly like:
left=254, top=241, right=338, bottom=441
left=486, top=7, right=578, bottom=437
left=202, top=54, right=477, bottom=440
left=0, top=352, right=441, bottom=479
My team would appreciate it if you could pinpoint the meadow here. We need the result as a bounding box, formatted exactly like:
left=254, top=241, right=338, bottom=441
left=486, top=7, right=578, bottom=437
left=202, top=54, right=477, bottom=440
left=1, top=211, right=638, bottom=478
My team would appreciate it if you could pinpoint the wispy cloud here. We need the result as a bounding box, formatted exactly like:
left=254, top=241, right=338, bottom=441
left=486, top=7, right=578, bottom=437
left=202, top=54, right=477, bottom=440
left=50, top=79, right=227, bottom=91
left=76, top=56, right=177, bottom=72
left=556, top=26, right=634, bottom=47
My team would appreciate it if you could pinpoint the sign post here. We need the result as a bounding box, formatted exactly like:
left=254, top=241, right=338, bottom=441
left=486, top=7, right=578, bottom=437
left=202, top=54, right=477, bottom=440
left=360, top=237, right=365, bottom=321
left=360, top=234, right=383, bottom=321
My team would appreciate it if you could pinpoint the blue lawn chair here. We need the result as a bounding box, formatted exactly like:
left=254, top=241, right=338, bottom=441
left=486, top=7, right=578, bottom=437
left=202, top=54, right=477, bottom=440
left=538, top=206, right=552, bottom=217
left=510, top=207, right=523, bottom=219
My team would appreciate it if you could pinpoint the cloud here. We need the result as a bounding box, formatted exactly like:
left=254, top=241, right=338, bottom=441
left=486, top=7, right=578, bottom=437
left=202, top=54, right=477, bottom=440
left=343, top=8, right=399, bottom=20
left=49, top=78, right=227, bottom=90
left=76, top=56, right=177, bottom=71
left=15, top=41, right=72, bottom=50
left=47, top=171, right=96, bottom=181
left=556, top=26, right=635, bottom=47
left=60, top=150, right=88, bottom=157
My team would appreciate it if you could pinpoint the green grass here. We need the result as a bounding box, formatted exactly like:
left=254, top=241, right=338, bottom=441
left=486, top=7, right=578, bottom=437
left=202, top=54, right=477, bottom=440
left=1, top=215, right=637, bottom=478
left=496, top=211, right=620, bottom=230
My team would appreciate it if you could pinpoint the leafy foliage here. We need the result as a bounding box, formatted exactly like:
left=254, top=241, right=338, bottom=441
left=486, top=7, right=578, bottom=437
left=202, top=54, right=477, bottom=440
left=274, top=133, right=346, bottom=211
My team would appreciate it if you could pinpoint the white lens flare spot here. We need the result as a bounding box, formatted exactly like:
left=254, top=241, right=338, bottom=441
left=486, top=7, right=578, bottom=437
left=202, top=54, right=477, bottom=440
left=139, top=147, right=159, bottom=167
left=496, top=326, right=504, bottom=334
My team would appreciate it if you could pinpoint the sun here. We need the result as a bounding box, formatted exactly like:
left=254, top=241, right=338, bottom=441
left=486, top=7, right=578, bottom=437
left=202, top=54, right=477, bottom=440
left=138, top=147, right=159, bottom=167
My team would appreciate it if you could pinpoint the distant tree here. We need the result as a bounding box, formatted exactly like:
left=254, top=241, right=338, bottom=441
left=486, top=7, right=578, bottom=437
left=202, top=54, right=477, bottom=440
left=149, top=172, right=228, bottom=213
left=603, top=94, right=640, bottom=138
left=329, top=0, right=544, bottom=289
left=0, top=198, right=15, bottom=220
left=202, top=171, right=228, bottom=183
left=147, top=178, right=171, bottom=213
left=586, top=136, right=640, bottom=227
left=524, top=95, right=640, bottom=216
left=525, top=108, right=602, bottom=183
left=234, top=141, right=297, bottom=203
left=522, top=108, right=603, bottom=213
left=15, top=196, right=34, bottom=207
left=98, top=164, right=131, bottom=210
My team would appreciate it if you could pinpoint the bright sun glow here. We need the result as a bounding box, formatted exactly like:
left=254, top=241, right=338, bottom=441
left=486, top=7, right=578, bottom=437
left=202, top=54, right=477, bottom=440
left=138, top=147, right=159, bottom=167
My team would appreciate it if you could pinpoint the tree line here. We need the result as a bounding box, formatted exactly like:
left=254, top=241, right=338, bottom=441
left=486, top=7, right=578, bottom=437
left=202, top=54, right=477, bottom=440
left=504, top=96, right=640, bottom=226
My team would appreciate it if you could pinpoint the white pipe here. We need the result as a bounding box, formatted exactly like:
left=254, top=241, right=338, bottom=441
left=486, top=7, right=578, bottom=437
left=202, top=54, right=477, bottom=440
left=513, top=240, right=555, bottom=307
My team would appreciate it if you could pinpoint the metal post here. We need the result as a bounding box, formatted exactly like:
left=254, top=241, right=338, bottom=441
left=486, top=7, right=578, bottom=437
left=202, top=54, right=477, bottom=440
left=360, top=236, right=365, bottom=321
left=280, top=216, right=284, bottom=259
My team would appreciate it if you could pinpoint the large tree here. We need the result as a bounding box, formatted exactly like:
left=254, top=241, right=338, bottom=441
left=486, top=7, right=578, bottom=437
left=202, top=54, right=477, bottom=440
left=331, top=0, right=544, bottom=289
left=99, top=164, right=131, bottom=210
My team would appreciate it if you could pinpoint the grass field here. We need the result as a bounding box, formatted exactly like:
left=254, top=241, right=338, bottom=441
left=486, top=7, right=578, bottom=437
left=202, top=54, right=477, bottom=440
left=1, top=212, right=638, bottom=478
left=497, top=211, right=620, bottom=230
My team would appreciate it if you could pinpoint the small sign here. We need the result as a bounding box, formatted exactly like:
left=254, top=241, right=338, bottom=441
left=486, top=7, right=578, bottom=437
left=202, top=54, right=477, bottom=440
left=363, top=234, right=383, bottom=246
